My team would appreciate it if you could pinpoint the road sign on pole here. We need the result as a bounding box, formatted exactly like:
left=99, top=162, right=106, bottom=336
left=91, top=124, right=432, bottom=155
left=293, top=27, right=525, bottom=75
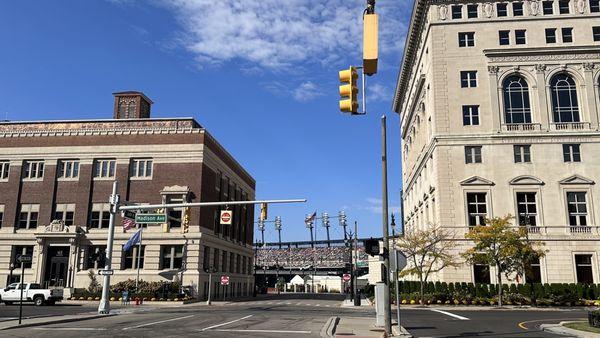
left=342, top=273, right=351, bottom=282
left=122, top=210, right=136, bottom=220
left=220, top=275, right=230, bottom=286
left=98, top=270, right=114, bottom=276
left=220, top=210, right=232, bottom=225
left=135, top=214, right=167, bottom=224
left=16, top=255, right=32, bottom=263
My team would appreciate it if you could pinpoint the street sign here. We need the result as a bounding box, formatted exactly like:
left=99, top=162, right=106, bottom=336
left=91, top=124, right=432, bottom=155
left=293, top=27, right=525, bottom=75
left=342, top=273, right=351, bottom=282
left=220, top=210, right=232, bottom=225
left=16, top=255, right=32, bottom=263
left=135, top=213, right=167, bottom=224
left=122, top=210, right=136, bottom=220
left=395, top=251, right=407, bottom=270
left=220, top=275, right=230, bottom=286
left=98, top=269, right=114, bottom=276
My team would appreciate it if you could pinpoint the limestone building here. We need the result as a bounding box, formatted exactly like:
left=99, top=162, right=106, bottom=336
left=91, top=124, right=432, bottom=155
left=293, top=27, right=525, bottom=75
left=0, top=91, right=256, bottom=299
left=393, top=0, right=600, bottom=283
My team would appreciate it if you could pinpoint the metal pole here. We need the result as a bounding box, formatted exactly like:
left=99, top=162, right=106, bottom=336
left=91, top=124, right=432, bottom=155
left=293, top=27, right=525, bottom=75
left=325, top=226, right=331, bottom=247
left=393, top=226, right=401, bottom=328
left=119, top=199, right=307, bottom=211
left=381, top=115, right=392, bottom=334
left=98, top=181, right=119, bottom=315
left=135, top=228, right=142, bottom=292
left=207, top=272, right=212, bottom=305
left=348, top=230, right=354, bottom=301
left=362, top=68, right=367, bottom=115
left=278, top=229, right=282, bottom=249
left=18, top=264, right=24, bottom=325
left=354, top=221, right=360, bottom=306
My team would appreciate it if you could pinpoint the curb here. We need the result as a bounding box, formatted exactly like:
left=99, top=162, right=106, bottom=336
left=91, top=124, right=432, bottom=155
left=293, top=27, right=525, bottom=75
left=321, top=316, right=339, bottom=337
left=0, top=313, right=116, bottom=331
left=392, top=324, right=413, bottom=338
left=541, top=321, right=600, bottom=337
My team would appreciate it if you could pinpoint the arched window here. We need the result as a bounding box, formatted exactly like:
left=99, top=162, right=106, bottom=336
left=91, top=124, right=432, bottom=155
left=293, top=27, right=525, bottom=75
left=550, top=74, right=580, bottom=123
left=126, top=101, right=136, bottom=118
left=503, top=75, right=532, bottom=124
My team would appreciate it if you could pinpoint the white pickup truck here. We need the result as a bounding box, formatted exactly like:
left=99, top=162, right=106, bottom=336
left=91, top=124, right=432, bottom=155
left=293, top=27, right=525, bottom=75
left=0, top=283, right=63, bottom=306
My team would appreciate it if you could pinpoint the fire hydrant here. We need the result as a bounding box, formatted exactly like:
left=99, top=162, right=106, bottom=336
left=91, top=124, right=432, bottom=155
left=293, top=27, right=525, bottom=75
left=135, top=297, right=140, bottom=305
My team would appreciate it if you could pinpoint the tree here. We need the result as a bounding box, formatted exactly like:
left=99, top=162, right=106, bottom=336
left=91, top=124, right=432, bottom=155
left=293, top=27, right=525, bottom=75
left=462, top=215, right=545, bottom=307
left=396, top=224, right=460, bottom=306
left=87, top=270, right=100, bottom=294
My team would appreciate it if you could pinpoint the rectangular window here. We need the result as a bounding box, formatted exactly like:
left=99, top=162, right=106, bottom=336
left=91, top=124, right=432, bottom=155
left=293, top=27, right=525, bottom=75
left=12, top=246, right=34, bottom=269
left=123, top=245, right=145, bottom=269
left=90, top=203, right=111, bottom=229
left=0, top=205, right=4, bottom=228
left=563, top=144, right=581, bottom=162
left=57, top=160, right=80, bottom=179
left=130, top=158, right=153, bottom=179
left=513, top=2, right=524, bottom=15
left=23, top=160, right=44, bottom=180
left=462, top=105, right=480, bottom=126
left=460, top=71, right=477, bottom=88
left=160, top=245, right=183, bottom=269
left=517, top=192, right=537, bottom=226
left=465, top=146, right=482, bottom=164
left=513, top=145, right=531, bottom=163
left=515, top=29, right=527, bottom=44
left=18, top=204, right=39, bottom=229
left=467, top=4, right=478, bottom=17
left=0, top=161, right=9, bottom=180
left=236, top=254, right=241, bottom=274
left=543, top=0, right=554, bottom=13
left=467, top=192, right=487, bottom=226
left=229, top=253, right=234, bottom=273
left=458, top=32, right=475, bottom=47
left=545, top=28, right=557, bottom=43
left=559, top=0, right=570, bottom=13
left=86, top=246, right=106, bottom=269
left=575, top=254, right=593, bottom=283
left=497, top=3, right=508, bottom=16
left=499, top=30, right=510, bottom=45
left=203, top=246, right=210, bottom=272
left=242, top=256, right=247, bottom=274
left=525, top=257, right=542, bottom=283
left=93, top=159, right=116, bottom=179
left=562, top=27, right=573, bottom=42
left=54, top=204, right=75, bottom=226
left=474, top=263, right=491, bottom=283
left=591, top=0, right=600, bottom=12
left=567, top=192, right=588, bottom=226
left=452, top=5, right=463, bottom=19
left=594, top=27, right=600, bottom=41
left=222, top=250, right=227, bottom=272
left=213, top=248, right=220, bottom=272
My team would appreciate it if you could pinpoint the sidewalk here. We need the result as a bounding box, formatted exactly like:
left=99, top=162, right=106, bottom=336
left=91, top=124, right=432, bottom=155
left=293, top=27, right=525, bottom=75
left=331, top=317, right=412, bottom=338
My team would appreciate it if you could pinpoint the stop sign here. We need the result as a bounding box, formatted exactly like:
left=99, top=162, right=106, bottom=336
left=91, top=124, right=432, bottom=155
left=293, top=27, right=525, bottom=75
left=220, top=275, right=230, bottom=285
left=342, top=273, right=351, bottom=282
left=220, top=210, right=232, bottom=225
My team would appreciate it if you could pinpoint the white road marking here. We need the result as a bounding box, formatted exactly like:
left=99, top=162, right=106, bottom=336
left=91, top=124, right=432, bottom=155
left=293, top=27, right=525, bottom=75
left=286, top=302, right=292, bottom=305
left=200, top=314, right=253, bottom=331
left=296, top=302, right=303, bottom=305
left=431, top=309, right=470, bottom=320
left=315, top=304, right=320, bottom=307
left=32, top=328, right=107, bottom=331
left=122, top=314, right=195, bottom=330
left=325, top=305, right=330, bottom=307
left=215, top=329, right=312, bottom=334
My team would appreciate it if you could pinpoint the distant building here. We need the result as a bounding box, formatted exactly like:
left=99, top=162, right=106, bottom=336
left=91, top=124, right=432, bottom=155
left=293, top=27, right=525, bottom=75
left=394, top=0, right=600, bottom=283
left=0, top=91, right=256, bottom=299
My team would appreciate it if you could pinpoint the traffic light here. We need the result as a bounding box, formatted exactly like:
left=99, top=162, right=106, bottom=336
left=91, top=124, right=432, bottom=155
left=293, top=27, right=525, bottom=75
left=363, top=13, right=378, bottom=75
left=182, top=207, right=191, bottom=233
left=260, top=203, right=268, bottom=221
left=338, top=66, right=358, bottom=114
left=364, top=238, right=380, bottom=256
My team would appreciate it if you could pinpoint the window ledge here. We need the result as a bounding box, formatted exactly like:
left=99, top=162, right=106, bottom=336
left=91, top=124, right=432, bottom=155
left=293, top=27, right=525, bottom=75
left=22, top=178, right=44, bottom=182
left=130, top=177, right=153, bottom=181
left=93, top=177, right=116, bottom=181
left=57, top=178, right=80, bottom=182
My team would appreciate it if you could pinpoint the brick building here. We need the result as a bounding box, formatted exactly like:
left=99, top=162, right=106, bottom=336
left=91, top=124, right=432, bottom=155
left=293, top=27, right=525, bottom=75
left=0, top=91, right=256, bottom=299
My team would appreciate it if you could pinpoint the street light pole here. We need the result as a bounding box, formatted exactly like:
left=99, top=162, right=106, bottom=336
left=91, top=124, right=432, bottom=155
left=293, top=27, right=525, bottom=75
left=322, top=212, right=331, bottom=247
left=98, top=181, right=119, bottom=315
left=381, top=115, right=392, bottom=335
left=275, top=216, right=282, bottom=249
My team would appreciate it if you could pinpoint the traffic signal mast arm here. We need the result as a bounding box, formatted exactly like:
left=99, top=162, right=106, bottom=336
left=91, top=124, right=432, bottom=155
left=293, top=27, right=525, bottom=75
left=118, top=199, right=307, bottom=211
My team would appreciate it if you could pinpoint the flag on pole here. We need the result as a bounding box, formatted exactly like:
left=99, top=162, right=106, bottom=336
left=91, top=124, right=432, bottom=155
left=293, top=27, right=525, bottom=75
left=305, top=211, right=316, bottom=223
left=123, top=217, right=136, bottom=231
left=123, top=229, right=142, bottom=251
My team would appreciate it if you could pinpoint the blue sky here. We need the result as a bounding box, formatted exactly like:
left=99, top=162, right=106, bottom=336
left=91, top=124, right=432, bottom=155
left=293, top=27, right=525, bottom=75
left=0, top=0, right=410, bottom=242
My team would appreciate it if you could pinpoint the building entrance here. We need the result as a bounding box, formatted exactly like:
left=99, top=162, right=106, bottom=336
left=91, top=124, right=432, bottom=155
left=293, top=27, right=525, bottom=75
left=44, top=246, right=70, bottom=287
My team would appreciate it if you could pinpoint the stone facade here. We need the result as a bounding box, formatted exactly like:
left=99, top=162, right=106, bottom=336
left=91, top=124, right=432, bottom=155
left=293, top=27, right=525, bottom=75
left=0, top=92, right=256, bottom=299
left=394, top=0, right=600, bottom=283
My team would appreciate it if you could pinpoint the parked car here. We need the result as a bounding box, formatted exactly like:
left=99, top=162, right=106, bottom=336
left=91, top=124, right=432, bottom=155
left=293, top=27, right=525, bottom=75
left=0, top=283, right=63, bottom=306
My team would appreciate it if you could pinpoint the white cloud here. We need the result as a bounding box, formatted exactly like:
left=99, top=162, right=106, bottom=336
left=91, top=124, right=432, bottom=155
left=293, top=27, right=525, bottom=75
left=261, top=80, right=324, bottom=102
left=159, top=0, right=408, bottom=71
left=293, top=81, right=323, bottom=101
left=368, top=83, right=392, bottom=103
left=359, top=197, right=400, bottom=214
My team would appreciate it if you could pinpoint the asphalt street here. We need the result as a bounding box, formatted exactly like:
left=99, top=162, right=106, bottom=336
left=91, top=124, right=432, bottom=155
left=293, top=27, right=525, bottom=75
left=0, top=296, right=592, bottom=338
left=0, top=303, right=99, bottom=322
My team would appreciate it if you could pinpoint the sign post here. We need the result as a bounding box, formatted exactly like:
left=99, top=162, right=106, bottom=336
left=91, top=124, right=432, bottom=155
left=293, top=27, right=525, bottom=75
left=135, top=214, right=167, bottom=224
left=342, top=273, right=351, bottom=283
left=221, top=275, right=230, bottom=302
left=17, top=255, right=31, bottom=325
left=220, top=210, right=233, bottom=225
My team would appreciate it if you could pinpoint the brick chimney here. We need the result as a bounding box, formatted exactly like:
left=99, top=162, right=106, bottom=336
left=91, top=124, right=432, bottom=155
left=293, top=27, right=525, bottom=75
left=113, top=91, right=153, bottom=119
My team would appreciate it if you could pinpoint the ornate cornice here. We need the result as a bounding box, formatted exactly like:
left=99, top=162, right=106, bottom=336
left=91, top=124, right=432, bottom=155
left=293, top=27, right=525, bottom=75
left=484, top=46, right=600, bottom=63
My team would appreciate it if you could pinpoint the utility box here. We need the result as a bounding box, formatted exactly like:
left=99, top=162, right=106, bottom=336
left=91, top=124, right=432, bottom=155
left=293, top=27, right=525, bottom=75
left=375, top=282, right=385, bottom=326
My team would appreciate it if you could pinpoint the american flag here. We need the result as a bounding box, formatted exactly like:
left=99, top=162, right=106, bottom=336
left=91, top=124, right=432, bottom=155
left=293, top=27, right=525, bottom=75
left=123, top=217, right=136, bottom=231
left=305, top=211, right=317, bottom=223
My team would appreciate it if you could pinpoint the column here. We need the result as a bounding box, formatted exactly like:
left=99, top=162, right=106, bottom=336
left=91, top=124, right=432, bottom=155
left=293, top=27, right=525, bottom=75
left=487, top=66, right=501, bottom=132
left=582, top=63, right=599, bottom=129
left=534, top=64, right=550, bottom=130
left=35, top=238, right=45, bottom=285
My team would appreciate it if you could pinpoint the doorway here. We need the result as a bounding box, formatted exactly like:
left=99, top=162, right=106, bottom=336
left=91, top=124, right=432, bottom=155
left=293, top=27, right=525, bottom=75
left=44, top=246, right=70, bottom=287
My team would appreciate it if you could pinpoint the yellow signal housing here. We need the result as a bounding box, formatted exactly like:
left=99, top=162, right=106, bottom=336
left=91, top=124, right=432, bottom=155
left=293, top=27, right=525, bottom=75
left=338, top=67, right=358, bottom=113
left=182, top=207, right=191, bottom=233
left=363, top=13, right=378, bottom=75
left=260, top=203, right=268, bottom=221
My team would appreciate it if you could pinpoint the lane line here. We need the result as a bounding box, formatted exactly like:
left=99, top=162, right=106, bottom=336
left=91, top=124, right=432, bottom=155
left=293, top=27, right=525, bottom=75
left=215, top=329, right=312, bottom=334
left=518, top=317, right=586, bottom=330
left=122, top=314, right=194, bottom=330
left=430, top=309, right=469, bottom=320
left=32, top=328, right=107, bottom=331
left=200, top=314, right=253, bottom=331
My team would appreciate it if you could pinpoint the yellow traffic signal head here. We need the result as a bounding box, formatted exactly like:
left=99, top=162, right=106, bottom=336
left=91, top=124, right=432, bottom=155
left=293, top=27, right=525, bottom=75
left=338, top=67, right=358, bottom=114
left=260, top=203, right=268, bottom=221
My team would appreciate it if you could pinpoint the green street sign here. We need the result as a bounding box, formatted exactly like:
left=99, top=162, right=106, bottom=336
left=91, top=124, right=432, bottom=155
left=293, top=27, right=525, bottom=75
left=135, top=213, right=167, bottom=224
